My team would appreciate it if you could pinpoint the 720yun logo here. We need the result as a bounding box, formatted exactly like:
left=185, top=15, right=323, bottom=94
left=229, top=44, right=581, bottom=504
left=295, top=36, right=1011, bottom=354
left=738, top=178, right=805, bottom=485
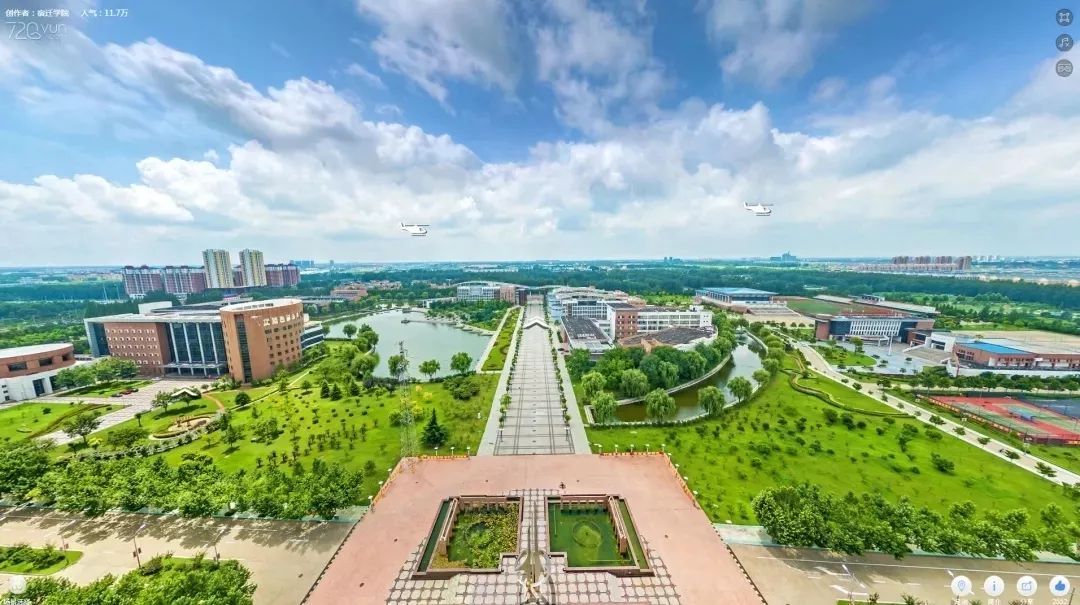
left=6, top=20, right=67, bottom=40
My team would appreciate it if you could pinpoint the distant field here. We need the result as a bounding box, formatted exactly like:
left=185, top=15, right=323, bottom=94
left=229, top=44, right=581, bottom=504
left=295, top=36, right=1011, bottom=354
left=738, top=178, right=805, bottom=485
left=784, top=297, right=878, bottom=317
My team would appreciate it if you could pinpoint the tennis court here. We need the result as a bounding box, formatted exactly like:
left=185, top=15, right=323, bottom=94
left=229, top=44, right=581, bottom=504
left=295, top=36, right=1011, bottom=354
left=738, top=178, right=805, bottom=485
left=929, top=396, right=1080, bottom=445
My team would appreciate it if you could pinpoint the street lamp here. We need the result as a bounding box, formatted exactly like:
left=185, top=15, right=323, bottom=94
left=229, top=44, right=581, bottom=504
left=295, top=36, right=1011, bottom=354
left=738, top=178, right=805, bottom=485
left=132, top=521, right=148, bottom=568
left=451, top=446, right=455, bottom=457
left=645, top=443, right=650, bottom=453
left=434, top=446, right=439, bottom=457
left=211, top=528, right=227, bottom=562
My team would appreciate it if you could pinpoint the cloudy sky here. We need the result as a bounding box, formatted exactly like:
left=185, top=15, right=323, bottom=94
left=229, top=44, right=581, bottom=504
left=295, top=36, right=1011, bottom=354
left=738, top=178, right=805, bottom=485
left=1, top=0, right=1077, bottom=266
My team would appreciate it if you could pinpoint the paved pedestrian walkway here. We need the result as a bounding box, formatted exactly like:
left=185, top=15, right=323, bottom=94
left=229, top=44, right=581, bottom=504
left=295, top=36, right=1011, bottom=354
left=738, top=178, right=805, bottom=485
left=797, top=342, right=1080, bottom=486
left=38, top=378, right=213, bottom=445
left=481, top=296, right=587, bottom=455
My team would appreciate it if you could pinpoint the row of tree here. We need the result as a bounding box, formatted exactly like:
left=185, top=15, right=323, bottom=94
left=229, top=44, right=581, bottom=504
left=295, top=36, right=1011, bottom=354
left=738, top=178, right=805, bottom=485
left=0, top=444, right=363, bottom=520
left=53, top=358, right=139, bottom=390
left=877, top=365, right=1080, bottom=392
left=753, top=483, right=1080, bottom=561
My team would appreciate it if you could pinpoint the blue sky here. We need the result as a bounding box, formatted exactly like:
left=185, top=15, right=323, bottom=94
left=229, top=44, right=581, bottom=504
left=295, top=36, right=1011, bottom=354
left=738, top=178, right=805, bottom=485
left=0, top=0, right=1077, bottom=265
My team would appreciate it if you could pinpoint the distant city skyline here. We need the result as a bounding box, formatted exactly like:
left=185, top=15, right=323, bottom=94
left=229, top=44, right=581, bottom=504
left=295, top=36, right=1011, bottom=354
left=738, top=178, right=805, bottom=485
left=0, top=1, right=1076, bottom=264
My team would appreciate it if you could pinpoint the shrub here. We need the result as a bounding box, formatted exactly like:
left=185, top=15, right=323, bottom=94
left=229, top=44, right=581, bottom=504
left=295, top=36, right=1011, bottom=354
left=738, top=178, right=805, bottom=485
left=931, top=453, right=955, bottom=474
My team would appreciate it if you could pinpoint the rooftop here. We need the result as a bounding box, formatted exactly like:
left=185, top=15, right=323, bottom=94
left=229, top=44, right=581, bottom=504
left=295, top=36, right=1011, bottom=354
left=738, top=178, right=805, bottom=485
left=959, top=337, right=1080, bottom=356
left=619, top=327, right=713, bottom=347
left=961, top=341, right=1030, bottom=355
left=699, top=287, right=777, bottom=296
left=561, top=316, right=609, bottom=342
left=0, top=342, right=73, bottom=358
left=220, top=298, right=302, bottom=312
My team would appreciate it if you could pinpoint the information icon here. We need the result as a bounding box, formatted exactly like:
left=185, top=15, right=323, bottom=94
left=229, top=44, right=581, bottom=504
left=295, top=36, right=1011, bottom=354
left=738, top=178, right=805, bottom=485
left=1058, top=59, right=1074, bottom=77
left=983, top=575, right=1005, bottom=597
left=1060, top=33, right=1075, bottom=52
left=1060, top=8, right=1074, bottom=26
left=1017, top=575, right=1038, bottom=597
left=1050, top=575, right=1072, bottom=597
left=951, top=575, right=973, bottom=597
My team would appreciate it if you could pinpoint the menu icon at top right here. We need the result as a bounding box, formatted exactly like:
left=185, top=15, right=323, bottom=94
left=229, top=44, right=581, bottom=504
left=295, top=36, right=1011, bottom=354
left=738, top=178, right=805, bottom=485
left=1060, top=8, right=1074, bottom=26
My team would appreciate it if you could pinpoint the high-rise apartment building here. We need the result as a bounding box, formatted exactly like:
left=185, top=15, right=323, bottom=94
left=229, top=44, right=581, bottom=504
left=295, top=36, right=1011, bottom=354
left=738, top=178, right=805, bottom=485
left=266, top=263, right=300, bottom=287
left=121, top=266, right=163, bottom=298
left=161, top=265, right=207, bottom=295
left=240, top=249, right=267, bottom=287
left=202, top=249, right=233, bottom=289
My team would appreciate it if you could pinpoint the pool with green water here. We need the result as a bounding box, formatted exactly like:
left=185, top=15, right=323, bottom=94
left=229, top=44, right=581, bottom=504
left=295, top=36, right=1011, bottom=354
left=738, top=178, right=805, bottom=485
left=547, top=501, right=631, bottom=568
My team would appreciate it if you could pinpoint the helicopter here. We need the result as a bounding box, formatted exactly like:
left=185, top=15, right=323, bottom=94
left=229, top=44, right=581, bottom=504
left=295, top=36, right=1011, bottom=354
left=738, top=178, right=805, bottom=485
left=743, top=202, right=773, bottom=217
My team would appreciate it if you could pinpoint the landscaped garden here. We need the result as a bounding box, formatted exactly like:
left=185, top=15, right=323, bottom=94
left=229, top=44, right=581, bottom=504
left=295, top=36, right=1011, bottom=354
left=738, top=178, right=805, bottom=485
left=481, top=307, right=521, bottom=371
left=814, top=342, right=876, bottom=367
left=547, top=498, right=634, bottom=568
left=86, top=395, right=222, bottom=452
left=431, top=501, right=519, bottom=569
left=0, top=402, right=119, bottom=443
left=0, top=543, right=82, bottom=575
left=585, top=343, right=1080, bottom=559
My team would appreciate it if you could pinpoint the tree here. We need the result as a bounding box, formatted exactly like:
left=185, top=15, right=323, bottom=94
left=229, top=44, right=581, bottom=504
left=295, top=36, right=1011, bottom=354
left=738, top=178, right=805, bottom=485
left=422, top=410, right=448, bottom=448
left=752, top=369, right=772, bottom=387
left=330, top=383, right=343, bottom=400
left=105, top=425, right=148, bottom=449
left=450, top=352, right=473, bottom=376
left=388, top=354, right=409, bottom=382
left=591, top=392, right=618, bottom=424
left=644, top=389, right=676, bottom=422
left=152, top=391, right=173, bottom=413
left=762, top=358, right=780, bottom=375
left=234, top=392, right=251, bottom=407
left=419, top=359, right=441, bottom=381
left=342, top=323, right=358, bottom=339
left=223, top=423, right=243, bottom=449
left=63, top=411, right=101, bottom=446
left=582, top=371, right=607, bottom=399
left=728, top=376, right=754, bottom=404
left=0, top=442, right=52, bottom=501
left=698, top=385, right=726, bottom=416
left=619, top=369, right=650, bottom=398
left=566, top=349, right=592, bottom=379
left=252, top=417, right=279, bottom=443
left=320, top=381, right=331, bottom=398
left=850, top=336, right=864, bottom=353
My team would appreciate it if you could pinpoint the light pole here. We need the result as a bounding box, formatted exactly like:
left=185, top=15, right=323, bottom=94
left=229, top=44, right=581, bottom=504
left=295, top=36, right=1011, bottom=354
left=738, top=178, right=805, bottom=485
left=451, top=446, right=455, bottom=457
left=434, top=446, right=439, bottom=457
left=132, top=521, right=148, bottom=568
left=645, top=443, right=650, bottom=453
left=211, top=528, right=226, bottom=562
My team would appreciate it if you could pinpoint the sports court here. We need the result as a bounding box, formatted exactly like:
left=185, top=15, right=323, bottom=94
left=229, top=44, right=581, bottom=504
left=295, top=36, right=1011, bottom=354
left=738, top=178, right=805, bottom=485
left=929, top=395, right=1080, bottom=445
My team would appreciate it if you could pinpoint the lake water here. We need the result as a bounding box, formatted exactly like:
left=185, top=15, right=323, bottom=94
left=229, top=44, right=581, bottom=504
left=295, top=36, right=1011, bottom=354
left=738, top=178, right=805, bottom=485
left=326, top=310, right=491, bottom=378
left=613, top=344, right=765, bottom=422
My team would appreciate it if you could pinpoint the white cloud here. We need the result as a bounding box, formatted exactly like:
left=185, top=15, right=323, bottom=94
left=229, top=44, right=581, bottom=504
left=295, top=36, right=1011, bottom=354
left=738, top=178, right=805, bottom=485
left=811, top=76, right=846, bottom=102
left=269, top=43, right=292, bottom=59
left=344, top=63, right=386, bottom=89
left=2, top=34, right=1080, bottom=264
left=698, top=0, right=873, bottom=87
left=353, top=0, right=517, bottom=105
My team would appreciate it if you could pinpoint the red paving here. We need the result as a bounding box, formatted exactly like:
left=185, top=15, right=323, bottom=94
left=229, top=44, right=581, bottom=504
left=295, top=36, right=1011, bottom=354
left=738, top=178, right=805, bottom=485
left=306, top=454, right=762, bottom=605
left=931, top=396, right=1080, bottom=440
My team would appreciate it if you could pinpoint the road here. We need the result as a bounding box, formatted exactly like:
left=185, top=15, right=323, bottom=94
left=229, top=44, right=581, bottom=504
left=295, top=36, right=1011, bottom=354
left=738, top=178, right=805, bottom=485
left=797, top=342, right=1080, bottom=486
left=733, top=543, right=1080, bottom=605
left=37, top=378, right=215, bottom=445
left=0, top=507, right=353, bottom=605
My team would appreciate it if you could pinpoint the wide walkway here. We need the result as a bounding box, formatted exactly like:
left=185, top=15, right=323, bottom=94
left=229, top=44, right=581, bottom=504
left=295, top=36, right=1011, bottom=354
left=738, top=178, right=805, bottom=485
left=0, top=507, right=353, bottom=605
left=38, top=378, right=213, bottom=445
left=797, top=342, right=1080, bottom=485
left=483, top=296, right=586, bottom=455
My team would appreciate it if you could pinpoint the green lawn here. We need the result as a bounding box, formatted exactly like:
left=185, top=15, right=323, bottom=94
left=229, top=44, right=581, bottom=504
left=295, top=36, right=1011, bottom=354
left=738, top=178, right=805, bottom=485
left=482, top=307, right=521, bottom=371
left=587, top=355, right=1080, bottom=527
left=886, top=388, right=1080, bottom=478
left=0, top=402, right=120, bottom=443
left=62, top=380, right=153, bottom=397
left=814, top=345, right=876, bottom=367
left=0, top=547, right=82, bottom=575
left=160, top=373, right=498, bottom=498
left=87, top=397, right=223, bottom=451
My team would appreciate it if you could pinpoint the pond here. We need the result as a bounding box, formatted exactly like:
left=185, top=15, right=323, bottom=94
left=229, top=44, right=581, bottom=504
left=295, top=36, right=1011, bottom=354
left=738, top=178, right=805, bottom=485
left=325, top=309, right=490, bottom=378
left=613, top=343, right=765, bottom=422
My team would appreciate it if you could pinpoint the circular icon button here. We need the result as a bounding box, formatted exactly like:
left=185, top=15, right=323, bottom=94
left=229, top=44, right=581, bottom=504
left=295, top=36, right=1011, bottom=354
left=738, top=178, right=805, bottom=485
left=1059, top=33, right=1075, bottom=52
left=984, top=575, right=1005, bottom=597
left=1060, top=8, right=1074, bottom=26
left=1058, top=59, right=1074, bottom=77
left=1050, top=575, right=1072, bottom=597
left=951, top=575, right=973, bottom=596
left=1017, top=575, right=1038, bottom=597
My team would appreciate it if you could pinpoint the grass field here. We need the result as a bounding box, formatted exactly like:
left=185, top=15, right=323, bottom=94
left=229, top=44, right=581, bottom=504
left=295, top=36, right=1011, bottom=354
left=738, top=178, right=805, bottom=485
left=481, top=307, right=520, bottom=371
left=814, top=344, right=876, bottom=367
left=159, top=373, right=498, bottom=498
left=87, top=397, right=223, bottom=451
left=0, top=546, right=81, bottom=574
left=0, top=402, right=120, bottom=443
left=587, top=354, right=1080, bottom=526
left=61, top=380, right=153, bottom=397
left=785, top=298, right=872, bottom=317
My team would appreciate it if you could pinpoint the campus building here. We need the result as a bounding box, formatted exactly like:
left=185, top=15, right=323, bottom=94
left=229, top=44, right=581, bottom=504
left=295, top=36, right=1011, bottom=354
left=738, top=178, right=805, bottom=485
left=603, top=302, right=712, bottom=340
left=455, top=281, right=527, bottom=304
left=0, top=343, right=76, bottom=402
left=202, top=249, right=233, bottom=289
left=84, top=299, right=322, bottom=381
left=694, top=287, right=792, bottom=316
left=330, top=283, right=369, bottom=301
left=546, top=286, right=643, bottom=323
left=953, top=340, right=1080, bottom=373
left=813, top=315, right=935, bottom=344
left=239, top=249, right=267, bottom=287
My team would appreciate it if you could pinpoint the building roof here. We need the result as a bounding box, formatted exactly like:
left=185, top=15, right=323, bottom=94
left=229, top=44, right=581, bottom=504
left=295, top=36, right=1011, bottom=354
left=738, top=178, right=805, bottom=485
left=0, top=343, right=73, bottom=358
left=959, top=338, right=1080, bottom=355
left=603, top=301, right=639, bottom=310
left=619, top=327, right=713, bottom=347
left=699, top=287, right=777, bottom=296
left=960, top=341, right=1029, bottom=355
left=562, top=316, right=609, bottom=341
left=220, top=298, right=302, bottom=313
